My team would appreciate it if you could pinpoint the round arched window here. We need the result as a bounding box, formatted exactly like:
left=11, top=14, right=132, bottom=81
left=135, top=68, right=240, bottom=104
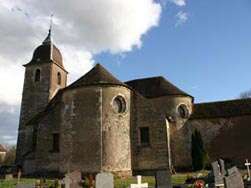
left=34, top=69, right=41, bottom=82
left=113, top=96, right=126, bottom=113
left=178, top=104, right=189, bottom=119
left=57, top=72, right=61, bottom=85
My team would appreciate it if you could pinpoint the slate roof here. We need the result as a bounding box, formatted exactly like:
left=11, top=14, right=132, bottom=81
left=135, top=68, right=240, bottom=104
left=67, top=63, right=128, bottom=89
left=191, top=98, right=251, bottom=119
left=24, top=31, right=64, bottom=68
left=126, top=76, right=192, bottom=99
left=0, top=144, right=7, bottom=152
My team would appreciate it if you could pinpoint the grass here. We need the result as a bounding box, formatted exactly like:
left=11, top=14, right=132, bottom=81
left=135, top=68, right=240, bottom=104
left=0, top=172, right=208, bottom=188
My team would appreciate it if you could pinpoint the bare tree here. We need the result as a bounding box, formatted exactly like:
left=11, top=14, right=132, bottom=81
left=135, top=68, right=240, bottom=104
left=240, top=89, right=251, bottom=99
left=2, top=146, right=16, bottom=165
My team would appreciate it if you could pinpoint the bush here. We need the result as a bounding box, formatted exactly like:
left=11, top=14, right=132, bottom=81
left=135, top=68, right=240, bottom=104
left=191, top=129, right=208, bottom=171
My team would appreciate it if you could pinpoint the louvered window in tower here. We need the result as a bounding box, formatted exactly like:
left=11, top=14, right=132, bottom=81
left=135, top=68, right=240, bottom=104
left=35, top=69, right=41, bottom=82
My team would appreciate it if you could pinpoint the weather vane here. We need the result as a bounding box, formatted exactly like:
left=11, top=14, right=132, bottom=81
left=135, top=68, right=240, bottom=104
left=49, top=14, right=54, bottom=34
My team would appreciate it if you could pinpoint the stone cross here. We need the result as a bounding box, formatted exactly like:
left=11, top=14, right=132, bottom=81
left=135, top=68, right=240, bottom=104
left=245, top=159, right=251, bottom=181
left=130, top=176, right=148, bottom=188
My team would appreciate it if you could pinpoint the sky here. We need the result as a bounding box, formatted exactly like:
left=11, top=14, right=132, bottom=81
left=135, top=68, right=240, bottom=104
left=1, top=0, right=251, bottom=145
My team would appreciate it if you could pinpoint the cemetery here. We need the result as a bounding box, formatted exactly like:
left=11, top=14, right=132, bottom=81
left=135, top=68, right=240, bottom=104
left=0, top=158, right=251, bottom=187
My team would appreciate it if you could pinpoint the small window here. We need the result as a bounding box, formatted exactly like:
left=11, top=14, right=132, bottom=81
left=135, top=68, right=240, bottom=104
left=113, top=96, right=126, bottom=113
left=178, top=104, right=189, bottom=119
left=139, top=127, right=150, bottom=146
left=52, top=133, right=60, bottom=152
left=57, top=72, right=61, bottom=85
left=35, top=69, right=41, bottom=82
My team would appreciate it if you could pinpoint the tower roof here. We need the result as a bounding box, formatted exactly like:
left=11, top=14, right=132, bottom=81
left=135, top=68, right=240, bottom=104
left=25, top=29, right=64, bottom=68
left=68, top=63, right=127, bottom=89
left=126, top=76, right=192, bottom=98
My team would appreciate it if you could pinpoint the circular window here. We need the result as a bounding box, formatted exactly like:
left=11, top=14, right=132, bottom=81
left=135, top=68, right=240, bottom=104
left=178, top=104, right=189, bottom=119
left=113, top=96, right=126, bottom=113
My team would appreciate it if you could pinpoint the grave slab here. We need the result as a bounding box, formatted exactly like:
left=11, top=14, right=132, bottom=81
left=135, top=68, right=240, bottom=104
left=95, top=172, right=114, bottom=188
left=156, top=170, right=172, bottom=188
left=224, top=167, right=244, bottom=188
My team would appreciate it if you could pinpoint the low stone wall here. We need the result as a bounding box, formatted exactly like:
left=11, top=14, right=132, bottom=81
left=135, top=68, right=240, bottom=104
left=173, top=114, right=251, bottom=170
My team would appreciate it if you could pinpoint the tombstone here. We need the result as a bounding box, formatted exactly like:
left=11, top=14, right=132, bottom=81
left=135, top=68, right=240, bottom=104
left=130, top=175, right=148, bottom=188
left=155, top=170, right=172, bottom=188
left=63, top=170, right=82, bottom=188
left=224, top=166, right=244, bottom=188
left=211, top=159, right=226, bottom=187
left=5, top=174, right=14, bottom=180
left=95, top=172, right=114, bottom=188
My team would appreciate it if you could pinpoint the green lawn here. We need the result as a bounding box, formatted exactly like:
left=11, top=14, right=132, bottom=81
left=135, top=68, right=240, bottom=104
left=0, top=172, right=207, bottom=188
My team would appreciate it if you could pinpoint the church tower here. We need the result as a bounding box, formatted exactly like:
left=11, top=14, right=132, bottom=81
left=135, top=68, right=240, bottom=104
left=16, top=28, right=68, bottom=165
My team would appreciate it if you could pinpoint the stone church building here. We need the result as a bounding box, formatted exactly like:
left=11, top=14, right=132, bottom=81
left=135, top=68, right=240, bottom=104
left=16, top=30, right=251, bottom=177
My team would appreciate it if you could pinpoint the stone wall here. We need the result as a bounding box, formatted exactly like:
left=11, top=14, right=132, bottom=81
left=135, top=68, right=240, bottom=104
left=60, top=87, right=102, bottom=174
left=49, top=63, right=67, bottom=100
left=17, top=61, right=67, bottom=165
left=131, top=94, right=193, bottom=175
left=173, top=114, right=251, bottom=169
left=101, top=86, right=132, bottom=175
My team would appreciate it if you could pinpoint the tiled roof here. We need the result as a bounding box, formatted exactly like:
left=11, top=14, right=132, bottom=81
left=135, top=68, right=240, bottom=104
left=24, top=31, right=64, bottom=68
left=68, top=63, right=128, bottom=89
left=126, top=76, right=192, bottom=99
left=191, top=98, right=251, bottom=119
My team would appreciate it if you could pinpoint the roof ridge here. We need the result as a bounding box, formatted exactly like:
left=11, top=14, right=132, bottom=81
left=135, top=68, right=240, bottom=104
left=67, top=63, right=128, bottom=89
left=195, top=98, right=251, bottom=105
left=126, top=76, right=164, bottom=83
left=126, top=75, right=192, bottom=98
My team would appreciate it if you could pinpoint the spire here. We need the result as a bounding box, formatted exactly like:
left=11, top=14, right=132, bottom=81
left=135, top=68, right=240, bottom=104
left=43, top=14, right=53, bottom=44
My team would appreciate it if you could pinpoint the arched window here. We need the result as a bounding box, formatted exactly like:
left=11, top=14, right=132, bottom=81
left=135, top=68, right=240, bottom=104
left=57, top=72, right=61, bottom=85
left=112, top=96, right=126, bottom=113
left=178, top=104, right=189, bottom=119
left=35, top=69, right=41, bottom=82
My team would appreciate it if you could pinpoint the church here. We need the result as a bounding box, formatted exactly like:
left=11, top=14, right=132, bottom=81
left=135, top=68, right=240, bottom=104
left=16, top=29, right=251, bottom=177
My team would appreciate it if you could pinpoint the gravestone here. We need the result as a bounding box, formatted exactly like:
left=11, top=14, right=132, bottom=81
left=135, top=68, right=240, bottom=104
left=130, top=175, right=148, bottom=188
left=211, top=159, right=226, bottom=187
left=224, top=166, right=244, bottom=188
left=155, top=170, right=172, bottom=188
left=5, top=174, right=14, bottom=180
left=95, top=172, right=114, bottom=188
left=63, top=170, right=82, bottom=188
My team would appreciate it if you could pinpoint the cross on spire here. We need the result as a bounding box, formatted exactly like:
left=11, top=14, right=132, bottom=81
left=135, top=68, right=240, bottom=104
left=43, top=14, right=54, bottom=44
left=49, top=14, right=53, bottom=35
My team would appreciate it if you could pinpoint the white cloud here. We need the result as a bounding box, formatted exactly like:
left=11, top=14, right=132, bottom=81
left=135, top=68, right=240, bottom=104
left=0, top=0, right=162, bottom=104
left=0, top=1, right=162, bottom=144
left=169, top=0, right=186, bottom=6
left=176, top=11, right=188, bottom=26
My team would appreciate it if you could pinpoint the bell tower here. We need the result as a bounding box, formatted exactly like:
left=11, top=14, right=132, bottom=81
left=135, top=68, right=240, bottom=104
left=16, top=27, right=68, bottom=164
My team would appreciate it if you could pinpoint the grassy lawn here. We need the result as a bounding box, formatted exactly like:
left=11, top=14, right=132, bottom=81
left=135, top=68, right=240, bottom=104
left=0, top=172, right=207, bottom=188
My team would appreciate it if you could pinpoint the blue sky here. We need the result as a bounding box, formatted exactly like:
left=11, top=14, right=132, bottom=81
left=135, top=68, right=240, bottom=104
left=96, top=0, right=251, bottom=103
